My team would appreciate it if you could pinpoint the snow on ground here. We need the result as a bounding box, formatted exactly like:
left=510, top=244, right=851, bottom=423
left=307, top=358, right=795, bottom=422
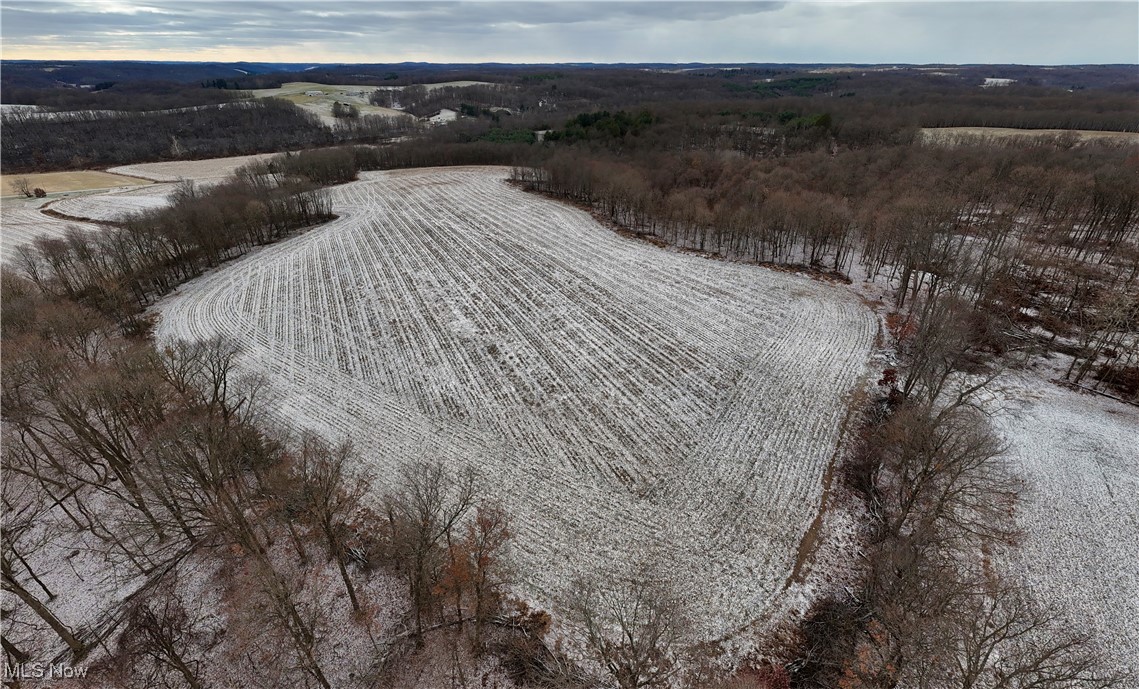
left=0, top=103, right=234, bottom=122
left=428, top=108, right=458, bottom=125
left=920, top=127, right=1139, bottom=146
left=372, top=80, right=496, bottom=92
left=0, top=481, right=151, bottom=663
left=1, top=181, right=170, bottom=263
left=990, top=368, right=1139, bottom=680
left=48, top=184, right=175, bottom=222
left=0, top=103, right=43, bottom=114
left=107, top=153, right=277, bottom=183
left=153, top=166, right=877, bottom=642
left=247, top=82, right=417, bottom=127
left=0, top=203, right=102, bottom=264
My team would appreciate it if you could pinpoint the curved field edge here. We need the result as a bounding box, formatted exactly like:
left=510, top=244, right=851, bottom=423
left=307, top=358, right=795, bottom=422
left=0, top=205, right=103, bottom=263
left=991, top=376, right=1139, bottom=678
left=153, top=166, right=877, bottom=641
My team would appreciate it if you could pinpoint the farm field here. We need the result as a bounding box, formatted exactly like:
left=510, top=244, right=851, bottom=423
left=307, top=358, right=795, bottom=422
left=153, top=166, right=877, bottom=640
left=2, top=152, right=287, bottom=267
left=47, top=183, right=175, bottom=222
left=991, top=375, right=1139, bottom=679
left=0, top=201, right=102, bottom=263
left=248, top=81, right=415, bottom=125
left=107, top=153, right=277, bottom=182
left=414, top=80, right=495, bottom=91
left=920, top=126, right=1139, bottom=145
left=0, top=169, right=151, bottom=196
left=250, top=80, right=492, bottom=98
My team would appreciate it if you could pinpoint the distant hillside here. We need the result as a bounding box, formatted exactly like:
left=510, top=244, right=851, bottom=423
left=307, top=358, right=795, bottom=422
left=0, top=60, right=313, bottom=90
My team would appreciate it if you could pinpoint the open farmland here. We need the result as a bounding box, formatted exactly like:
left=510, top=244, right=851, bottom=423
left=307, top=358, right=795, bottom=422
left=107, top=152, right=278, bottom=182
left=154, top=166, right=876, bottom=640
left=48, top=183, right=175, bottom=222
left=0, top=203, right=101, bottom=263
left=992, top=375, right=1139, bottom=679
left=249, top=82, right=414, bottom=125
left=1, top=180, right=173, bottom=262
left=920, top=126, right=1139, bottom=145
left=0, top=169, right=150, bottom=196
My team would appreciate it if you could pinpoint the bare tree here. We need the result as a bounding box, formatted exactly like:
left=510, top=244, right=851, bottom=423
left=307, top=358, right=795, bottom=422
left=0, top=471, right=56, bottom=601
left=873, top=403, right=1016, bottom=547
left=571, top=574, right=688, bottom=689
left=384, top=459, right=476, bottom=641
left=895, top=576, right=1126, bottom=689
left=119, top=576, right=211, bottom=689
left=254, top=563, right=332, bottom=689
left=293, top=434, right=367, bottom=612
left=465, top=502, right=510, bottom=649
left=835, top=367, right=1123, bottom=689
left=12, top=176, right=34, bottom=198
left=0, top=551, right=85, bottom=658
left=950, top=584, right=1122, bottom=689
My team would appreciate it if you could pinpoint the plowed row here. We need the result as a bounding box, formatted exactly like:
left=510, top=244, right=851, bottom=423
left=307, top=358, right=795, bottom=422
left=154, top=166, right=876, bottom=638
left=107, top=153, right=277, bottom=182
left=992, top=381, right=1139, bottom=679
left=49, top=184, right=174, bottom=222
left=0, top=206, right=100, bottom=263
left=2, top=154, right=265, bottom=261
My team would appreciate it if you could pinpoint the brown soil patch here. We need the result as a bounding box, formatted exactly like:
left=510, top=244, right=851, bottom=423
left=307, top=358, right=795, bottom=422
left=1, top=170, right=151, bottom=196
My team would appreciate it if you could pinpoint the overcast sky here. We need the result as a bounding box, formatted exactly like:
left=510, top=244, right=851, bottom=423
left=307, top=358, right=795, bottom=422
left=1, top=1, right=1135, bottom=65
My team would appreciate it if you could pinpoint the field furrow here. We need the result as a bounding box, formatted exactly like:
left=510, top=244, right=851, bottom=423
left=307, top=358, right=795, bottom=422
left=48, top=184, right=174, bottom=222
left=0, top=206, right=102, bottom=264
left=155, top=166, right=876, bottom=638
left=107, top=153, right=277, bottom=182
left=992, top=380, right=1139, bottom=678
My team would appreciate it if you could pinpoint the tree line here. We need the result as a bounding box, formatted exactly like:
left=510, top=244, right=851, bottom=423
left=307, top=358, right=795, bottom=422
left=6, top=65, right=1132, bottom=175
left=1, top=285, right=523, bottom=685
left=511, top=135, right=1138, bottom=402
left=13, top=155, right=336, bottom=334
left=1, top=100, right=331, bottom=173
left=792, top=289, right=1124, bottom=688
left=0, top=82, right=245, bottom=113
left=1, top=159, right=563, bottom=688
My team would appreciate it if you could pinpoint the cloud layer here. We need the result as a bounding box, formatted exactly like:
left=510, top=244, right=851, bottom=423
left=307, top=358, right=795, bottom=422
left=2, top=1, right=1136, bottom=64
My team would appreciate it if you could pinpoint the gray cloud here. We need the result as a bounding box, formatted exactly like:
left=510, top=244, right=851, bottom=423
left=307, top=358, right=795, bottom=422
left=1, top=1, right=1135, bottom=64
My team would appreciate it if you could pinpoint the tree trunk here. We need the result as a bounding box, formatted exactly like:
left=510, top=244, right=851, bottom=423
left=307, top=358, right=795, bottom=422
left=1, top=568, right=85, bottom=658
left=2, top=635, right=30, bottom=663
left=336, top=552, right=361, bottom=613
left=11, top=544, right=53, bottom=600
left=163, top=648, right=205, bottom=689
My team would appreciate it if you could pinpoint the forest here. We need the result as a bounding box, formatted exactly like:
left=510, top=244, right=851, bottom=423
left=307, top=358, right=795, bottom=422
left=3, top=63, right=1136, bottom=173
left=0, top=100, right=333, bottom=172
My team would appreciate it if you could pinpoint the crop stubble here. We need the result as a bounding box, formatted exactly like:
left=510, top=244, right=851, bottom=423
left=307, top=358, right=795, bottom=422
left=155, top=166, right=876, bottom=637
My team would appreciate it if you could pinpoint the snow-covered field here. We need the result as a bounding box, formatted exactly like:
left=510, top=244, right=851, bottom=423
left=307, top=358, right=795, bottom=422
left=428, top=108, right=459, bottom=125
left=247, top=81, right=416, bottom=126
left=982, top=77, right=1017, bottom=87
left=991, top=372, right=1139, bottom=679
left=153, top=166, right=876, bottom=640
left=48, top=184, right=174, bottom=222
left=1, top=154, right=272, bottom=265
left=371, top=80, right=496, bottom=93
left=107, top=153, right=277, bottom=182
left=0, top=204, right=101, bottom=264
left=0, top=102, right=235, bottom=122
left=920, top=127, right=1139, bottom=146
